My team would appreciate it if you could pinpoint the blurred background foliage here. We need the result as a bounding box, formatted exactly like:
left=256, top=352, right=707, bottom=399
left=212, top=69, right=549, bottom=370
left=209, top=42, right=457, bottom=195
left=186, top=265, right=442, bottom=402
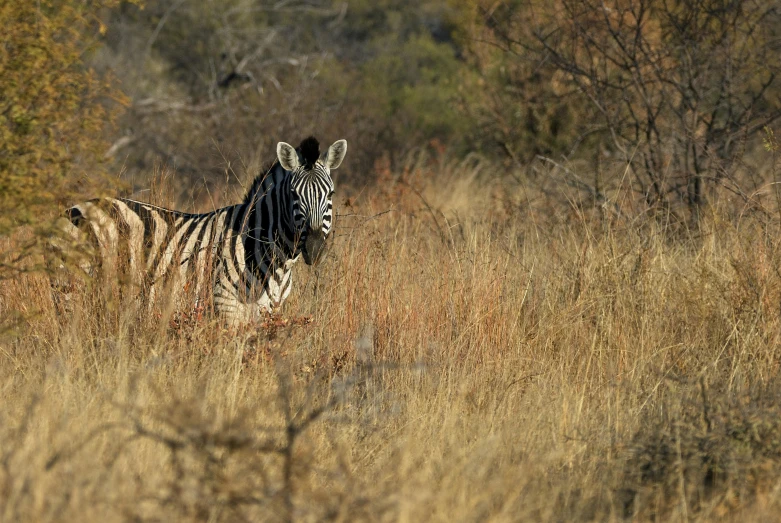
left=94, top=0, right=473, bottom=207
left=3, top=0, right=781, bottom=230
left=0, top=0, right=135, bottom=276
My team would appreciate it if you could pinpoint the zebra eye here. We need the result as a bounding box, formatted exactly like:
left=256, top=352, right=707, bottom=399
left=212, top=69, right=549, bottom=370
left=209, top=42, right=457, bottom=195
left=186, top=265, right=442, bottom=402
left=328, top=190, right=335, bottom=198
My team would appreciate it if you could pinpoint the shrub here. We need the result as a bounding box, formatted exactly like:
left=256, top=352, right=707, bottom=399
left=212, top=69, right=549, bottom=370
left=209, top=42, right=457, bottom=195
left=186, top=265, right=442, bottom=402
left=0, top=0, right=129, bottom=277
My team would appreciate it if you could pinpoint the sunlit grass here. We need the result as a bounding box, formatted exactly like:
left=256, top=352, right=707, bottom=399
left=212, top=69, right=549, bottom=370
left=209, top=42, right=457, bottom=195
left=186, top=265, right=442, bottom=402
left=2, top=161, right=781, bottom=521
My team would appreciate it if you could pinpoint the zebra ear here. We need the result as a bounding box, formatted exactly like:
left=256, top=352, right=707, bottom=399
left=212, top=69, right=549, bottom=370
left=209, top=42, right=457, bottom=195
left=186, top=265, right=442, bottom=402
left=277, top=142, right=300, bottom=171
left=325, top=139, right=347, bottom=170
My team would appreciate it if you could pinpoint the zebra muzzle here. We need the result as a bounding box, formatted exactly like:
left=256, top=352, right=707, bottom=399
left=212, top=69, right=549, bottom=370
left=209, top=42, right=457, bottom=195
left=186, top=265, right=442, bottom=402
left=302, top=228, right=326, bottom=265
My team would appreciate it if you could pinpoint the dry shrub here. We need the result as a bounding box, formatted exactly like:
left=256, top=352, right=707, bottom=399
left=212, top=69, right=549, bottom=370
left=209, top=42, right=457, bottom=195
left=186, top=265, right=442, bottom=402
left=624, top=379, right=781, bottom=520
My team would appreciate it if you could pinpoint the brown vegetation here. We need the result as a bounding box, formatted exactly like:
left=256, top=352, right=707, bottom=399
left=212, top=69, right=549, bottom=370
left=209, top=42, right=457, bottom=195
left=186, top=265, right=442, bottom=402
left=465, top=0, right=781, bottom=215
left=4, top=155, right=781, bottom=520
left=5, top=0, right=781, bottom=521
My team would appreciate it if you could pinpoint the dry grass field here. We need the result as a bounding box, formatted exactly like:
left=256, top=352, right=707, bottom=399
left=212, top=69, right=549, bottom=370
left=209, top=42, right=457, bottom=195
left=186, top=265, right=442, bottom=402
left=3, top=158, right=781, bottom=522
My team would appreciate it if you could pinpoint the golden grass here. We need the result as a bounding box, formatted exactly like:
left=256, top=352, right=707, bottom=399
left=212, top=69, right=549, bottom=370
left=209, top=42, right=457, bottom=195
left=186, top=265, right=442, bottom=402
left=3, top=162, right=781, bottom=522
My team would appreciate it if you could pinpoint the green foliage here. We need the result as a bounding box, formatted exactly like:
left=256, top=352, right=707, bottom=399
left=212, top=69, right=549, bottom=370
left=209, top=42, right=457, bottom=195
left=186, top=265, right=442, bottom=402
left=336, top=0, right=474, bottom=164
left=0, top=0, right=128, bottom=271
left=102, top=0, right=474, bottom=191
left=356, top=33, right=469, bottom=157
left=11, top=0, right=781, bottom=230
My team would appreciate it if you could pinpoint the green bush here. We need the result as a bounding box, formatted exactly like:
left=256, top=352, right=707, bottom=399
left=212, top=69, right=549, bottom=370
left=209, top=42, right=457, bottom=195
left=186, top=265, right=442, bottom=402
left=0, top=0, right=128, bottom=275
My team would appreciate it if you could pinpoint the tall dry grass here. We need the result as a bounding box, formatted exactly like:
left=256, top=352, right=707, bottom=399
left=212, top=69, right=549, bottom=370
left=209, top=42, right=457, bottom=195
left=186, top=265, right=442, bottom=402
left=2, top=157, right=781, bottom=522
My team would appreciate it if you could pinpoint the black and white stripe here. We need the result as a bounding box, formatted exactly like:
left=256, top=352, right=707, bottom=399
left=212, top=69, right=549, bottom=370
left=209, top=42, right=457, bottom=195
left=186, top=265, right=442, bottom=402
left=57, top=137, right=347, bottom=322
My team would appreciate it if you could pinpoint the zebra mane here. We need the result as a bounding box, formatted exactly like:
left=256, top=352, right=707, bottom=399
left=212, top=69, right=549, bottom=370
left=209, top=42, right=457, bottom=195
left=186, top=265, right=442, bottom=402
left=242, top=137, right=321, bottom=205
left=299, top=136, right=320, bottom=169
left=242, top=162, right=275, bottom=205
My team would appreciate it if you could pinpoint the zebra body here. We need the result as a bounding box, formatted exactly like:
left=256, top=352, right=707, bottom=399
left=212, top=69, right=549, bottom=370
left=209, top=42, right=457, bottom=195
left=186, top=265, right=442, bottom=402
left=56, top=137, right=346, bottom=322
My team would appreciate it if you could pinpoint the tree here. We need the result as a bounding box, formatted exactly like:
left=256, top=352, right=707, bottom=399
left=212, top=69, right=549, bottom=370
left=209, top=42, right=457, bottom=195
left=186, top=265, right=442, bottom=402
left=0, top=0, right=129, bottom=275
left=467, top=0, right=781, bottom=213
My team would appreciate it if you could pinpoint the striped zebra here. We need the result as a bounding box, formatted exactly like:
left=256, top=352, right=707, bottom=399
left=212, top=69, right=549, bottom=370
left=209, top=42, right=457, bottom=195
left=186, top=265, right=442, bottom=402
left=53, top=137, right=346, bottom=323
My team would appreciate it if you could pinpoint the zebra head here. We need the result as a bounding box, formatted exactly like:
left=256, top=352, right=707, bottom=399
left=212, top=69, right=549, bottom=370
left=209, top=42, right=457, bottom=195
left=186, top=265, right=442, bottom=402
left=277, top=137, right=347, bottom=265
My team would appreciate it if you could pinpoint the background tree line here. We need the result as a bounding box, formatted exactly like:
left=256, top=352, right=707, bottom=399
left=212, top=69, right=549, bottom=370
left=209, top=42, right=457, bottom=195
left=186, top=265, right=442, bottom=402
left=3, top=0, right=781, bottom=244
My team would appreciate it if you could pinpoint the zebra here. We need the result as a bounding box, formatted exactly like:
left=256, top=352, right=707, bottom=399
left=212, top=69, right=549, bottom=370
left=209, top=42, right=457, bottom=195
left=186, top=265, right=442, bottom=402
left=52, top=136, right=346, bottom=323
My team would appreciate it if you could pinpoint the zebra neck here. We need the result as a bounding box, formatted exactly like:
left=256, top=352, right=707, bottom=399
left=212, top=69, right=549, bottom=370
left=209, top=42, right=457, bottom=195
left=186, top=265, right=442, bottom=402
left=243, top=167, right=299, bottom=276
